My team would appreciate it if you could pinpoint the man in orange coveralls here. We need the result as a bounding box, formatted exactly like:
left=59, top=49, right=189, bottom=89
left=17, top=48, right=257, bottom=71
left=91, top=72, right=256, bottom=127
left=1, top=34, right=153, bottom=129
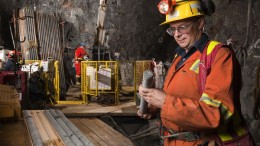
left=138, top=0, right=255, bottom=146
left=75, top=42, right=87, bottom=85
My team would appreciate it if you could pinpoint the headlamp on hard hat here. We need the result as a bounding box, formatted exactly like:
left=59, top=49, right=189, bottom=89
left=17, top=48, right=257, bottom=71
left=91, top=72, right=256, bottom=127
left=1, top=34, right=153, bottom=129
left=157, top=0, right=173, bottom=14
left=158, top=0, right=190, bottom=14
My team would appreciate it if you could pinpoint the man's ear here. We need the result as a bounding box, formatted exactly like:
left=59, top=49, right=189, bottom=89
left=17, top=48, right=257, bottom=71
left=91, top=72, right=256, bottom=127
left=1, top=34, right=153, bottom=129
left=198, top=17, right=205, bottom=30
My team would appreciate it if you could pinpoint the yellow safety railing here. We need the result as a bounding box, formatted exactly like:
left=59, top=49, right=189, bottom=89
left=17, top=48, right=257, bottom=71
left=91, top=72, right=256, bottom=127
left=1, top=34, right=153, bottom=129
left=54, top=61, right=85, bottom=105
left=24, top=60, right=41, bottom=65
left=53, top=61, right=60, bottom=102
left=81, top=61, right=119, bottom=105
left=134, top=60, right=151, bottom=104
left=24, top=60, right=60, bottom=105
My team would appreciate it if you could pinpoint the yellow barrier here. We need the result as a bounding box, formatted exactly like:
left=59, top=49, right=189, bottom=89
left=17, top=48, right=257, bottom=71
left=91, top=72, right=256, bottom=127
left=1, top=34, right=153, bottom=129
left=54, top=61, right=85, bottom=105
left=54, top=61, right=60, bottom=102
left=24, top=60, right=60, bottom=105
left=81, top=61, right=119, bottom=105
left=24, top=60, right=41, bottom=65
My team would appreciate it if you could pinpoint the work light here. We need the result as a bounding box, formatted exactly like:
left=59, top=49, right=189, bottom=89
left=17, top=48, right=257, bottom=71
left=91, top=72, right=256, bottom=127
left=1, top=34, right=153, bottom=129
left=157, top=0, right=172, bottom=14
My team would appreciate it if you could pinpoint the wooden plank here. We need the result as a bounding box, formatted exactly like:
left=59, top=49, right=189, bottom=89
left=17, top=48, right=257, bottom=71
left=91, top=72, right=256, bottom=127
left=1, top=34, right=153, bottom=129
left=0, top=120, right=30, bottom=146
left=19, top=8, right=28, bottom=58
left=0, top=84, right=15, bottom=90
left=0, top=90, right=19, bottom=105
left=89, top=118, right=134, bottom=146
left=0, top=85, right=21, bottom=119
left=14, top=106, right=22, bottom=120
left=58, top=101, right=137, bottom=117
left=72, top=118, right=134, bottom=146
left=70, top=118, right=108, bottom=146
left=0, top=106, right=15, bottom=117
left=80, top=118, right=117, bottom=146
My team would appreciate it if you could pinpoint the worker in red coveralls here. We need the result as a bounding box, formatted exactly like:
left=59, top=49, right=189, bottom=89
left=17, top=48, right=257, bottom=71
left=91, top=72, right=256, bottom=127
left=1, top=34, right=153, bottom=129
left=75, top=42, right=87, bottom=85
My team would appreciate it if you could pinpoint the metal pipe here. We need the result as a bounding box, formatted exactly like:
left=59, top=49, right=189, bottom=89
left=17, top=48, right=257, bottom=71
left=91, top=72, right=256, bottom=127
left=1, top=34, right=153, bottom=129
left=33, top=5, right=41, bottom=60
left=37, top=13, right=42, bottom=59
left=44, top=16, right=51, bottom=59
left=38, top=13, right=44, bottom=59
left=9, top=22, right=16, bottom=49
left=37, top=111, right=63, bottom=146
left=60, top=21, right=65, bottom=57
left=30, top=111, right=51, bottom=144
left=25, top=9, right=31, bottom=59
left=40, top=13, right=46, bottom=58
left=48, top=110, right=84, bottom=146
left=26, top=8, right=32, bottom=41
left=49, top=16, right=56, bottom=58
left=32, top=9, right=38, bottom=60
left=42, top=14, right=49, bottom=59
left=23, top=110, right=43, bottom=146
left=47, top=15, right=53, bottom=59
left=29, top=8, right=36, bottom=60
left=55, top=110, right=94, bottom=146
left=51, top=16, right=57, bottom=59
left=45, top=15, right=51, bottom=59
left=44, top=110, right=76, bottom=146
left=42, top=14, right=48, bottom=59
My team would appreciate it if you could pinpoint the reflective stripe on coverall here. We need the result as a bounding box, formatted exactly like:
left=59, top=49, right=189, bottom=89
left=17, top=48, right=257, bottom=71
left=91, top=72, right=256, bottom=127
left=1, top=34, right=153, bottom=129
left=160, top=43, right=246, bottom=146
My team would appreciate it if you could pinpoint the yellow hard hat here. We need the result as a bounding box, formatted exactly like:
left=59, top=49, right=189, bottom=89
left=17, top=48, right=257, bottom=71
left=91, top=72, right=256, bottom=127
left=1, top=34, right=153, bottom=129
left=160, top=0, right=205, bottom=25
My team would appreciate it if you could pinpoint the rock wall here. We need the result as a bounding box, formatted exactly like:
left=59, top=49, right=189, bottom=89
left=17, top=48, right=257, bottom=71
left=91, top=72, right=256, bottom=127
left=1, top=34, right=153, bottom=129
left=209, top=1, right=260, bottom=144
left=13, top=0, right=175, bottom=61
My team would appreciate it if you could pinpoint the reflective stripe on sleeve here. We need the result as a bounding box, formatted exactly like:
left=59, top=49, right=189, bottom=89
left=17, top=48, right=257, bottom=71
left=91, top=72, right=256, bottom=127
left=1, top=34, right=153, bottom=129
left=189, top=59, right=200, bottom=73
left=220, top=104, right=233, bottom=123
left=200, top=93, right=221, bottom=107
left=200, top=93, right=233, bottom=123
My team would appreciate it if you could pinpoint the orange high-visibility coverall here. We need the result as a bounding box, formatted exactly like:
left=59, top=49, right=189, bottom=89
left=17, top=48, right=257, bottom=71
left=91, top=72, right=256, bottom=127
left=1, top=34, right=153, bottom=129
left=160, top=43, right=244, bottom=145
left=75, top=46, right=87, bottom=77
